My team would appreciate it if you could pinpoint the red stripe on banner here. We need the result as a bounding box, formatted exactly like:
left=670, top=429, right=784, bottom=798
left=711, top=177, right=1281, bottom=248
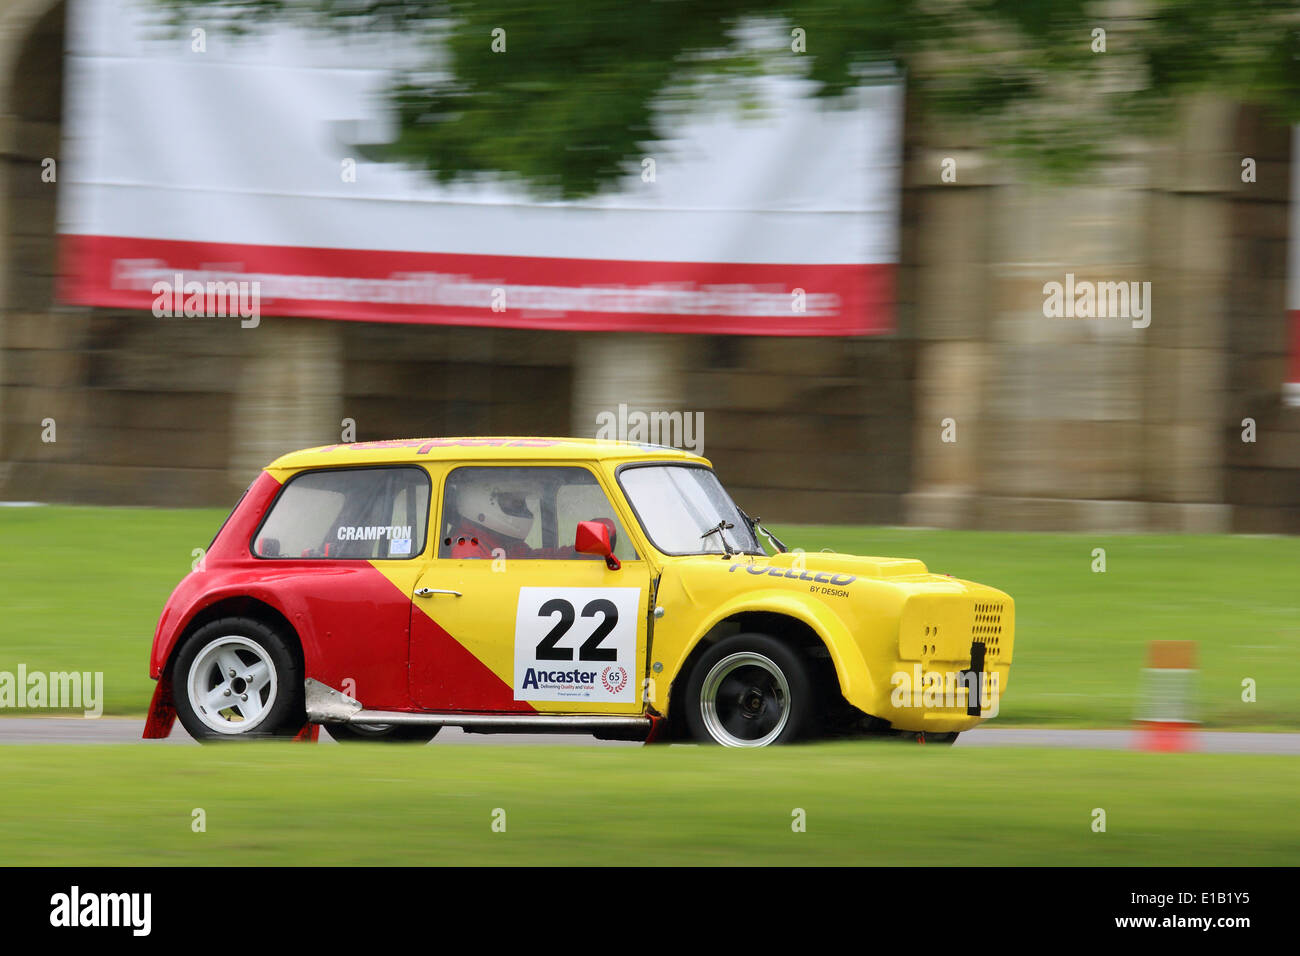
left=58, top=234, right=893, bottom=336
left=1291, top=310, right=1300, bottom=384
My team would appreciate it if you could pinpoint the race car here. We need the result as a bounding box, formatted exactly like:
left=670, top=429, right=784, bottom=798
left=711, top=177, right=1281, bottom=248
left=144, top=437, right=1014, bottom=746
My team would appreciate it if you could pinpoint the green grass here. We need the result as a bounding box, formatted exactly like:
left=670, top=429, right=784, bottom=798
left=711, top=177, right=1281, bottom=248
left=0, top=743, right=1294, bottom=865
left=0, top=506, right=229, bottom=716
left=0, top=506, right=1297, bottom=728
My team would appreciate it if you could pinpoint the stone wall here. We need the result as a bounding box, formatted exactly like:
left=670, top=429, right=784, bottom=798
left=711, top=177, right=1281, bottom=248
left=1, top=0, right=74, bottom=497
left=904, top=95, right=1295, bottom=533
left=3, top=309, right=239, bottom=505
left=681, top=336, right=912, bottom=525
left=339, top=323, right=575, bottom=448
left=1224, top=108, right=1300, bottom=534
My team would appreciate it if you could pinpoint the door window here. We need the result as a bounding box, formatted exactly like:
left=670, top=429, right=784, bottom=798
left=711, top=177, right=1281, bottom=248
left=439, top=466, right=636, bottom=561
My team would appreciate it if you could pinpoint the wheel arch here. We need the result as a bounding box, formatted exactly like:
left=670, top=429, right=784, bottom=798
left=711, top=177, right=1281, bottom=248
left=662, top=597, right=875, bottom=735
left=163, top=596, right=305, bottom=680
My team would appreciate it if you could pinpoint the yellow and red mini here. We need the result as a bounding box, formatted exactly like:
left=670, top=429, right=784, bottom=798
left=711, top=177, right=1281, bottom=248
left=145, top=437, right=1014, bottom=745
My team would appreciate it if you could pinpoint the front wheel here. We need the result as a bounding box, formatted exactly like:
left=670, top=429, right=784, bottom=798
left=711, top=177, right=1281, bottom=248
left=323, top=722, right=439, bottom=744
left=684, top=634, right=816, bottom=747
left=172, top=618, right=304, bottom=741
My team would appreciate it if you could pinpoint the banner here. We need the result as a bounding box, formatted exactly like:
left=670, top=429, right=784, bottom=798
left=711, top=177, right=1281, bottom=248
left=57, top=0, right=901, bottom=336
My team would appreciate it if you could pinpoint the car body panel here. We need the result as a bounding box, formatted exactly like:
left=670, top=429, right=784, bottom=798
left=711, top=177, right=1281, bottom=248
left=646, top=551, right=1013, bottom=733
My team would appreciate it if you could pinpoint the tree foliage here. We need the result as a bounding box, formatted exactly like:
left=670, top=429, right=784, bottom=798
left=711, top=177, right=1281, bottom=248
left=158, top=0, right=1300, bottom=196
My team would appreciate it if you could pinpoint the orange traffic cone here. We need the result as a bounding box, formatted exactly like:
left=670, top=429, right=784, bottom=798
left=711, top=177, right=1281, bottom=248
left=1134, top=640, right=1199, bottom=752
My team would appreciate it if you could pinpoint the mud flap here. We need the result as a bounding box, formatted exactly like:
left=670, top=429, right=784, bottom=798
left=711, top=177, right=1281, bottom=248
left=292, top=724, right=321, bottom=743
left=642, top=714, right=667, bottom=745
left=142, top=676, right=177, bottom=739
left=962, top=641, right=987, bottom=717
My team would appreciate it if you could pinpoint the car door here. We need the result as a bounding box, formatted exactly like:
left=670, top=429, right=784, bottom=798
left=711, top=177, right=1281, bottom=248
left=408, top=463, right=650, bottom=714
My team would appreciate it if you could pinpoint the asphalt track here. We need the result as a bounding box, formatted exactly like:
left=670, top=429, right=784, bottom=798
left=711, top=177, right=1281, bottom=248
left=0, top=718, right=1296, bottom=752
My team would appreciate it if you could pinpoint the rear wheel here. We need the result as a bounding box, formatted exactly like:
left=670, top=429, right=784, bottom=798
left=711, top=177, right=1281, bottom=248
left=323, top=722, right=439, bottom=744
left=172, top=618, right=304, bottom=741
left=684, top=633, right=816, bottom=746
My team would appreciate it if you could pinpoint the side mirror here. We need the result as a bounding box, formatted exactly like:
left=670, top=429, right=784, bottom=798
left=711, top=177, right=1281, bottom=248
left=575, top=520, right=620, bottom=571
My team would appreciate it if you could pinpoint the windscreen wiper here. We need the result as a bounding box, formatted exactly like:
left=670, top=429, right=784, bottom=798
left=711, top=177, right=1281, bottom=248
left=738, top=508, right=788, bottom=554
left=700, top=520, right=736, bottom=558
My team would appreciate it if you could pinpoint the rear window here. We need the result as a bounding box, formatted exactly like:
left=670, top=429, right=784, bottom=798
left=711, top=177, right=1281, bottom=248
left=253, top=467, right=430, bottom=560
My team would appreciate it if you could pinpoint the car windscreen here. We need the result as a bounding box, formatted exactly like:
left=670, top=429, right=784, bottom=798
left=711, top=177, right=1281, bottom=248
left=619, top=465, right=762, bottom=555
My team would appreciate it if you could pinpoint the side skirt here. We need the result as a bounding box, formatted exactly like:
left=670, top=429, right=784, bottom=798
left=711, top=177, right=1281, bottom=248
left=304, top=678, right=651, bottom=735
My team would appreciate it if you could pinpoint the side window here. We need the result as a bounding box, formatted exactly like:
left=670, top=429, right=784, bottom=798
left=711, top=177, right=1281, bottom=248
left=440, top=465, right=636, bottom=561
left=554, top=481, right=636, bottom=560
left=254, top=467, right=430, bottom=560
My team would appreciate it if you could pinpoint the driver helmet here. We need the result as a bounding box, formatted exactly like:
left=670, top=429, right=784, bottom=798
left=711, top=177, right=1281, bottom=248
left=455, top=479, right=534, bottom=541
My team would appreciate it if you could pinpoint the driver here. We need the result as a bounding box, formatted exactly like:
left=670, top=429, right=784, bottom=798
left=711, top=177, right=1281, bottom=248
left=447, top=475, right=614, bottom=561
left=448, top=479, right=538, bottom=558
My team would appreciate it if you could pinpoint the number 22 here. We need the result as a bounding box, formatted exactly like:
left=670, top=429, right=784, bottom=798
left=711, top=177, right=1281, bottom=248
left=535, top=597, right=618, bottom=661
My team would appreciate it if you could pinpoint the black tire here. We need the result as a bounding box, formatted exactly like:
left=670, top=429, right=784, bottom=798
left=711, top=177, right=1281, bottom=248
left=323, top=722, right=440, bottom=744
left=172, top=617, right=305, bottom=742
left=683, top=633, right=816, bottom=746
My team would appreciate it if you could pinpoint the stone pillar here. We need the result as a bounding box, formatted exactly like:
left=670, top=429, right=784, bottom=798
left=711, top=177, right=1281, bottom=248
left=904, top=94, right=1245, bottom=532
left=570, top=332, right=686, bottom=441
left=0, top=0, right=68, bottom=495
left=902, top=142, right=996, bottom=528
left=1139, top=95, right=1237, bottom=531
left=978, top=168, right=1150, bottom=531
left=229, top=316, right=344, bottom=491
left=0, top=0, right=64, bottom=310
left=1223, top=106, right=1297, bottom=532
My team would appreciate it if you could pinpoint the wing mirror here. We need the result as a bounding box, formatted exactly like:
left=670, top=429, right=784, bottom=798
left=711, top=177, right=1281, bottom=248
left=575, top=520, right=620, bottom=571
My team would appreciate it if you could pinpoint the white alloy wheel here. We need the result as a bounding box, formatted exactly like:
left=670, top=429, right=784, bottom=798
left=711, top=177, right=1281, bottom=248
left=185, top=635, right=279, bottom=734
left=699, top=651, right=792, bottom=747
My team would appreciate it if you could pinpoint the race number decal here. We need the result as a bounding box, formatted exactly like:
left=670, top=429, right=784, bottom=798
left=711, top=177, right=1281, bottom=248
left=513, top=588, right=640, bottom=702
